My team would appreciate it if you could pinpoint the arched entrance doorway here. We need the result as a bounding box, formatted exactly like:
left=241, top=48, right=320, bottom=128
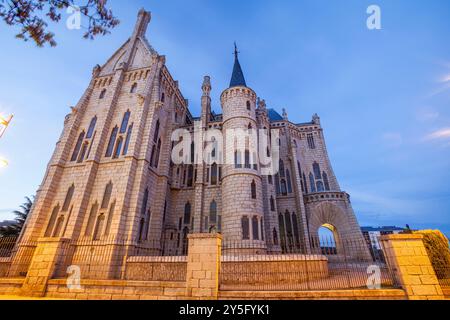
left=318, top=224, right=338, bottom=255
left=307, top=202, right=371, bottom=260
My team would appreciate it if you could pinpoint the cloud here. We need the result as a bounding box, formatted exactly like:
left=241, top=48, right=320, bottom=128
left=424, top=128, right=450, bottom=141
left=382, top=132, right=403, bottom=147
left=416, top=106, right=439, bottom=122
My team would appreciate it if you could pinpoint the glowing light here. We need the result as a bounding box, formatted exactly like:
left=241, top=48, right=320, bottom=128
left=0, top=158, right=8, bottom=168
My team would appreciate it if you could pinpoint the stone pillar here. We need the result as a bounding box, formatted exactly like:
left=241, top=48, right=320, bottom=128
left=186, top=234, right=222, bottom=300
left=381, top=234, right=444, bottom=300
left=20, top=238, right=70, bottom=297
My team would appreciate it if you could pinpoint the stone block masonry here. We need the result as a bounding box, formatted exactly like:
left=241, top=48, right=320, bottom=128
left=381, top=234, right=444, bottom=300
left=20, top=238, right=70, bottom=297
left=186, top=233, right=222, bottom=300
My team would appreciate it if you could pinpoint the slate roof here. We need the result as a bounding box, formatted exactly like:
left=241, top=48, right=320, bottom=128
left=229, top=48, right=247, bottom=88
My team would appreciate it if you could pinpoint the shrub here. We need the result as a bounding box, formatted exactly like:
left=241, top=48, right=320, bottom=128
left=414, top=230, right=450, bottom=279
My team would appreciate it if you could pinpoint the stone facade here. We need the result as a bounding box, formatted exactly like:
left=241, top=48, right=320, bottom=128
left=16, top=9, right=368, bottom=262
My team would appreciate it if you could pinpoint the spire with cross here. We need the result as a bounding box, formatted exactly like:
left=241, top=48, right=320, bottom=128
left=229, top=42, right=247, bottom=88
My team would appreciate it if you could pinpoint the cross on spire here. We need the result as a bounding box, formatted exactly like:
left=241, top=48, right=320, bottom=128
left=229, top=42, right=247, bottom=88
left=234, top=42, right=240, bottom=60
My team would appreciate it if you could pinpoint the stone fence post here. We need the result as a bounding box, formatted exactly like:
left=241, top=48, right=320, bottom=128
left=381, top=234, right=444, bottom=300
left=20, top=238, right=70, bottom=297
left=186, top=233, right=222, bottom=300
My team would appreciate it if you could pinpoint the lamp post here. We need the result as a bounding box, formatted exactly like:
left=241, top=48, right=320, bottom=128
left=0, top=114, right=13, bottom=139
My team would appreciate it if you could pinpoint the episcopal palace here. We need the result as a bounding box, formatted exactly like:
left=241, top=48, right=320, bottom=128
left=18, top=9, right=367, bottom=255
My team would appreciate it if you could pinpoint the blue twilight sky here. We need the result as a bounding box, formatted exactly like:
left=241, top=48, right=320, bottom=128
left=0, top=0, right=449, bottom=235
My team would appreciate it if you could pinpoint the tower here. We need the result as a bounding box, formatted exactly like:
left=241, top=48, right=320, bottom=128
left=220, top=45, right=265, bottom=248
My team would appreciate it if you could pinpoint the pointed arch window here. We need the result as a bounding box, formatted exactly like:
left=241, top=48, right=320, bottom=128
left=123, top=123, right=133, bottom=155
left=275, top=174, right=281, bottom=195
left=140, top=188, right=149, bottom=217
left=104, top=200, right=116, bottom=236
left=286, top=170, right=293, bottom=193
left=71, top=131, right=85, bottom=161
left=209, top=200, right=217, bottom=225
left=99, top=89, right=106, bottom=99
left=273, top=228, right=279, bottom=246
left=45, top=204, right=60, bottom=237
left=86, top=132, right=96, bottom=159
left=309, top=173, right=316, bottom=193
left=270, top=196, right=275, bottom=211
left=113, top=136, right=124, bottom=159
left=143, top=209, right=151, bottom=241
left=303, top=173, right=308, bottom=193
left=317, top=181, right=325, bottom=192
left=278, top=213, right=286, bottom=251
left=297, top=161, right=302, bottom=177
left=252, top=216, right=259, bottom=240
left=78, top=142, right=89, bottom=163
left=150, top=145, right=156, bottom=167
left=153, top=120, right=160, bottom=143
left=130, top=83, right=137, bottom=93
left=93, top=214, right=106, bottom=240
left=106, top=126, right=118, bottom=157
left=280, top=180, right=287, bottom=196
left=120, top=110, right=131, bottom=134
left=244, top=150, right=251, bottom=169
left=313, top=162, right=322, bottom=180
left=279, top=160, right=285, bottom=178
left=101, top=182, right=113, bottom=209
left=251, top=180, right=257, bottom=199
left=86, top=116, right=97, bottom=139
left=261, top=218, right=265, bottom=241
left=52, top=215, right=65, bottom=238
left=211, top=163, right=218, bottom=185
left=292, top=212, right=300, bottom=245
left=62, top=185, right=75, bottom=212
left=154, top=139, right=162, bottom=168
left=323, top=172, right=330, bottom=191
left=138, top=218, right=145, bottom=242
left=234, top=150, right=242, bottom=169
left=85, top=202, right=99, bottom=236
left=182, top=227, right=189, bottom=255
left=242, top=216, right=250, bottom=240
left=190, top=142, right=195, bottom=164
left=184, top=202, right=191, bottom=225
left=284, top=210, right=293, bottom=247
left=307, top=133, right=316, bottom=149
left=187, top=165, right=194, bottom=187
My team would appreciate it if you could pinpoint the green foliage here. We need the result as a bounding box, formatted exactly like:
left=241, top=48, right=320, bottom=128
left=0, top=0, right=119, bottom=47
left=0, top=196, right=33, bottom=238
left=415, top=230, right=450, bottom=279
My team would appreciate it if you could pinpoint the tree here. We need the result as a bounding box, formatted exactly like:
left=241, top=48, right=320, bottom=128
left=0, top=196, right=34, bottom=237
left=0, top=0, right=119, bottom=47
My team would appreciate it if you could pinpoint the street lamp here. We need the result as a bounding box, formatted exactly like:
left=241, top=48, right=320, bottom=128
left=0, top=114, right=13, bottom=139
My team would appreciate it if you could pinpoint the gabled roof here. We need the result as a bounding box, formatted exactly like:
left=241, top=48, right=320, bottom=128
left=267, top=109, right=284, bottom=122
